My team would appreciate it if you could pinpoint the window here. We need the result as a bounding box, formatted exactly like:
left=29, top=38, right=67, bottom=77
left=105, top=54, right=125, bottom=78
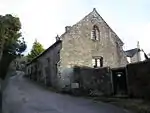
left=91, top=25, right=100, bottom=40
left=47, top=58, right=50, bottom=63
left=97, top=59, right=100, bottom=67
left=46, top=58, right=50, bottom=66
left=27, top=68, right=28, bottom=74
left=127, top=57, right=131, bottom=63
left=29, top=67, right=31, bottom=74
left=92, top=56, right=103, bottom=68
left=35, top=64, right=37, bottom=71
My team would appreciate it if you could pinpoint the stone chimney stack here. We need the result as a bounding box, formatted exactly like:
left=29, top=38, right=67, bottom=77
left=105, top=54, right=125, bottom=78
left=148, top=53, right=150, bottom=58
left=137, top=41, right=141, bottom=61
left=55, top=35, right=60, bottom=41
left=65, top=26, right=71, bottom=32
left=137, top=41, right=140, bottom=49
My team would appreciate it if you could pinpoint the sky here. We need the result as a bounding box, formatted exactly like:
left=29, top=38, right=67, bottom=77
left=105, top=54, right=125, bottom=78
left=0, top=0, right=150, bottom=55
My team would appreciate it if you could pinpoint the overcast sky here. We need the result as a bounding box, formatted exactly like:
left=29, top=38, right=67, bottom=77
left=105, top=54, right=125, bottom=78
left=0, top=0, right=150, bottom=54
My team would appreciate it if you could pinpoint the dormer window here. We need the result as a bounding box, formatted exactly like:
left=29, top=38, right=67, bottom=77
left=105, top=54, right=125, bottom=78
left=91, top=25, right=100, bottom=40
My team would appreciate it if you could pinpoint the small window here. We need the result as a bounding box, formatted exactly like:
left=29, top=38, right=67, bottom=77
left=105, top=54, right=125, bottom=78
left=47, top=58, right=50, bottom=63
left=35, top=64, right=37, bottom=71
left=29, top=67, right=31, bottom=74
left=27, top=68, right=28, bottom=74
left=92, top=56, right=103, bottom=68
left=97, top=59, right=100, bottom=67
left=91, top=25, right=100, bottom=40
left=92, top=59, right=95, bottom=66
left=127, top=57, right=131, bottom=63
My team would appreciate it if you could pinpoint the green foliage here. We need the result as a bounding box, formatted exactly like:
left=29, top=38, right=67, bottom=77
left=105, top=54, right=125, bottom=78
left=27, top=40, right=45, bottom=62
left=0, top=14, right=27, bottom=79
left=0, top=14, right=27, bottom=56
left=10, top=56, right=27, bottom=72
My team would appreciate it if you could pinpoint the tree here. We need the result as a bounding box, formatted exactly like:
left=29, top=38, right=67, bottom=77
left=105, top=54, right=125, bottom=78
left=0, top=14, right=26, bottom=111
left=0, top=14, right=27, bottom=80
left=27, top=40, right=45, bottom=62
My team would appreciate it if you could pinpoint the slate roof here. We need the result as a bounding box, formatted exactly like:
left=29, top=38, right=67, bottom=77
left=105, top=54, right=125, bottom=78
left=26, top=40, right=62, bottom=66
left=125, top=48, right=140, bottom=57
left=26, top=8, right=125, bottom=66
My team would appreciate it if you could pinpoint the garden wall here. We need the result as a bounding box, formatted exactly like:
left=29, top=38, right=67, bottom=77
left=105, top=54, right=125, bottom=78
left=72, top=66, right=113, bottom=96
left=127, top=59, right=150, bottom=99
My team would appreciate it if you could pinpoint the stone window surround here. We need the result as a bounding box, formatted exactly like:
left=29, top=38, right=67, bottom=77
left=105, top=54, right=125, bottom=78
left=91, top=25, right=100, bottom=41
left=92, top=56, right=103, bottom=68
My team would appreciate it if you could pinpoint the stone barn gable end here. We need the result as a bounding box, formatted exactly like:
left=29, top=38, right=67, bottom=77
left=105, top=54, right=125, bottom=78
left=59, top=8, right=128, bottom=68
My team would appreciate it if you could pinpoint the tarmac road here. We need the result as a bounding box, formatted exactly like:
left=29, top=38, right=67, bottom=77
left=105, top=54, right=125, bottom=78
left=2, top=73, right=132, bottom=113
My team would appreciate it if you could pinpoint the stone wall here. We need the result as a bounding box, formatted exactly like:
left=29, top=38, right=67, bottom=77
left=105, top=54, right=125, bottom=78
left=72, top=66, right=113, bottom=96
left=26, top=41, right=62, bottom=88
left=26, top=9, right=128, bottom=91
left=38, top=42, right=62, bottom=87
left=59, top=9, right=128, bottom=71
left=127, top=59, right=150, bottom=99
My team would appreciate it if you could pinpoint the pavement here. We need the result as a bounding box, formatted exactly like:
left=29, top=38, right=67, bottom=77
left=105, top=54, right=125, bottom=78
left=2, top=72, right=132, bottom=113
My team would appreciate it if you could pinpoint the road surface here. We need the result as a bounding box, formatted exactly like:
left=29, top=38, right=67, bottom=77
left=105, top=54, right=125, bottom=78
left=3, top=73, right=132, bottom=113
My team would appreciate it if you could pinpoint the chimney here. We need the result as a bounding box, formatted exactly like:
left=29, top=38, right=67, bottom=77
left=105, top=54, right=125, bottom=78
left=137, top=41, right=140, bottom=49
left=93, top=8, right=96, bottom=11
left=65, top=26, right=71, bottom=32
left=55, top=35, right=60, bottom=41
left=137, top=41, right=141, bottom=61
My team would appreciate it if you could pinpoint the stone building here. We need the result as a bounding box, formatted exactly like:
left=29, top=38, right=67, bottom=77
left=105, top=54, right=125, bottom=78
left=125, top=41, right=149, bottom=63
left=148, top=53, right=150, bottom=58
left=125, top=41, right=141, bottom=63
left=26, top=8, right=129, bottom=90
left=125, top=48, right=141, bottom=63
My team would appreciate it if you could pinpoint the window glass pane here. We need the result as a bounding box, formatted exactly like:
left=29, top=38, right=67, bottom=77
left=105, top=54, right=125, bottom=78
left=127, top=57, right=131, bottom=63
left=91, top=30, right=93, bottom=39
left=96, top=30, right=99, bottom=40
left=97, top=59, right=100, bottom=67
left=92, top=59, right=95, bottom=66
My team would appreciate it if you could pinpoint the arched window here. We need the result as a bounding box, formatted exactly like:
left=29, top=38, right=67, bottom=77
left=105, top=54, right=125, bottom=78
left=91, top=25, right=100, bottom=40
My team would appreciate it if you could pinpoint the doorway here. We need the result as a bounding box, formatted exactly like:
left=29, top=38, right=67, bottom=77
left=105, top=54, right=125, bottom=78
left=112, top=67, right=128, bottom=95
left=45, top=66, right=52, bottom=86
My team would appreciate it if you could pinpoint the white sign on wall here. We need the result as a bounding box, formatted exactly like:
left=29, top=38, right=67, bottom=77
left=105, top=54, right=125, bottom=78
left=71, top=83, right=79, bottom=89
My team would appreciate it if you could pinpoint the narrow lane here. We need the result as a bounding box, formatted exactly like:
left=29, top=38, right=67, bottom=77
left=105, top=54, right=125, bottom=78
left=3, top=73, right=132, bottom=113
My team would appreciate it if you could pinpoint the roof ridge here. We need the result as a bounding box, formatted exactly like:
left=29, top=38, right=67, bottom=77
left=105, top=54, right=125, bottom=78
left=60, top=8, right=96, bottom=38
left=60, top=8, right=123, bottom=45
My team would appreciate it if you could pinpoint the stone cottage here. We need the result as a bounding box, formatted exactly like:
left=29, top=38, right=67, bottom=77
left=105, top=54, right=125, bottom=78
left=125, top=41, right=141, bottom=63
left=26, top=8, right=129, bottom=90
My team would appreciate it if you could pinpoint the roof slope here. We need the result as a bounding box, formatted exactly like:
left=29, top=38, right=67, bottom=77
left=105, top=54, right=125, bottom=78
left=92, top=8, right=124, bottom=45
left=27, top=40, right=62, bottom=65
left=60, top=8, right=124, bottom=46
left=27, top=8, right=124, bottom=66
left=125, top=48, right=140, bottom=57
